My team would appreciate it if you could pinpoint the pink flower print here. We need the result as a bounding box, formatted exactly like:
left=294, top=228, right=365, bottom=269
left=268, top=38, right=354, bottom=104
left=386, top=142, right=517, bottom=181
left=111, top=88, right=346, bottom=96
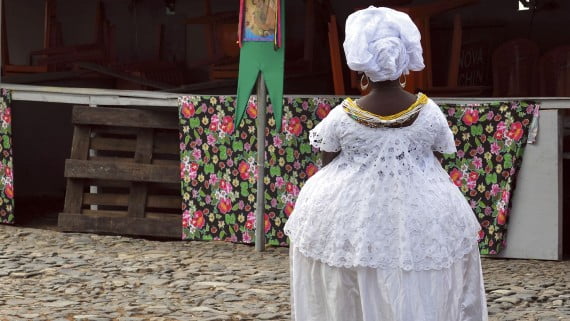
left=497, top=121, right=507, bottom=131
left=501, top=190, right=510, bottom=202
left=205, top=195, right=212, bottom=204
left=192, top=149, right=202, bottom=160
left=526, top=105, right=534, bottom=114
left=226, top=159, right=234, bottom=167
left=182, top=210, right=191, bottom=221
left=207, top=134, right=216, bottom=145
left=456, top=150, right=465, bottom=159
left=245, top=212, right=255, bottom=230
left=447, top=108, right=456, bottom=116
left=490, top=142, right=501, bottom=155
left=490, top=183, right=500, bottom=196
left=472, top=156, right=483, bottom=169
left=242, top=232, right=252, bottom=243
left=486, top=111, right=494, bottom=120
left=270, top=198, right=278, bottom=207
left=210, top=115, right=220, bottom=131
left=467, top=180, right=477, bottom=190
left=293, top=161, right=301, bottom=170
left=275, top=177, right=285, bottom=188
left=179, top=142, right=186, bottom=151
left=219, top=180, right=233, bottom=193
left=244, top=143, right=251, bottom=151
left=238, top=200, right=245, bottom=210
left=273, top=136, right=283, bottom=148
left=484, top=206, right=492, bottom=215
left=476, top=146, right=484, bottom=155
left=302, top=101, right=309, bottom=110
left=469, top=200, right=477, bottom=208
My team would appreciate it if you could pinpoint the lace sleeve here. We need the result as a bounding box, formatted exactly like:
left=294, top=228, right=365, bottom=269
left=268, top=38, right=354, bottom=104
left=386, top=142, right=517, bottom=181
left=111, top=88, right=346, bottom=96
left=431, top=104, right=457, bottom=154
left=309, top=107, right=341, bottom=152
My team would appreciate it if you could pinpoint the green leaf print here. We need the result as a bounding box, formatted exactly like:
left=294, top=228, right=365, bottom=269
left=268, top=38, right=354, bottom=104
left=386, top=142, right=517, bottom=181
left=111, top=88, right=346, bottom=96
left=270, top=166, right=281, bottom=177
left=189, top=117, right=200, bottom=128
left=240, top=182, right=250, bottom=197
left=219, top=146, right=228, bottom=160
left=299, top=143, right=312, bottom=154
left=485, top=173, right=497, bottom=184
left=503, top=154, right=513, bottom=169
left=204, top=163, right=215, bottom=174
left=225, top=214, right=236, bottom=225
left=232, top=140, right=244, bottom=152
left=286, top=148, right=295, bottom=162
left=470, top=124, right=483, bottom=136
left=2, top=136, right=10, bottom=149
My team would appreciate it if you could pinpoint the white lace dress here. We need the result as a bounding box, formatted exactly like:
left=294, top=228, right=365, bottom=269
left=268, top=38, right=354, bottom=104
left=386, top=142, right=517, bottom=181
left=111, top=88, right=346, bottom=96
left=284, top=98, right=488, bottom=321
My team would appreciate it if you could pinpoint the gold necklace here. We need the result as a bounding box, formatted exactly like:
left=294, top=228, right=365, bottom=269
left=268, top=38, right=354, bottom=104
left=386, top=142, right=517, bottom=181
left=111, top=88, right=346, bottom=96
left=342, top=93, right=428, bottom=128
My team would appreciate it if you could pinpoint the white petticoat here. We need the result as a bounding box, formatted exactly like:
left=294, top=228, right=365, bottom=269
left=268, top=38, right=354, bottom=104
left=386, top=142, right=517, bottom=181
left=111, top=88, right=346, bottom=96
left=290, top=245, right=488, bottom=321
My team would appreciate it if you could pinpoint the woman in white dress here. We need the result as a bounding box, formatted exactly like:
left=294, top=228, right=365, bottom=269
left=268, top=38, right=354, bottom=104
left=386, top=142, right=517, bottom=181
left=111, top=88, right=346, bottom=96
left=284, top=7, right=488, bottom=321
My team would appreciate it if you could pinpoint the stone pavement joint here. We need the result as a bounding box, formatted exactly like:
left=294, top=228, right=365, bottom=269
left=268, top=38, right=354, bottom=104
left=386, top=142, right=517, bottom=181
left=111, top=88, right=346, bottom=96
left=0, top=225, right=568, bottom=321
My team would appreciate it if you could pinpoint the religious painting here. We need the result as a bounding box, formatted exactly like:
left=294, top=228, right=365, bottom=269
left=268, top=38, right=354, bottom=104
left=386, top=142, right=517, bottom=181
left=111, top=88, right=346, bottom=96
left=240, top=0, right=281, bottom=44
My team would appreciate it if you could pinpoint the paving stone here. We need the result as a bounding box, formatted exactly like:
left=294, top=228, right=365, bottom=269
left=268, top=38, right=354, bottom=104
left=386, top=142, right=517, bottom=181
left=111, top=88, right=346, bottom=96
left=0, top=224, right=568, bottom=320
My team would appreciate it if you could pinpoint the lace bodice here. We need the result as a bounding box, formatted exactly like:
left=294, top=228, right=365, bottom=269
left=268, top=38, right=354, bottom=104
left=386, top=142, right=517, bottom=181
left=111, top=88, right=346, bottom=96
left=284, top=98, right=481, bottom=271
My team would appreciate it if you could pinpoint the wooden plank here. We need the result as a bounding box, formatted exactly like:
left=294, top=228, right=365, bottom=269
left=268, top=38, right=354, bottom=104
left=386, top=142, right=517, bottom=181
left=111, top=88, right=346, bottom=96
left=91, top=126, right=138, bottom=136
left=83, top=209, right=128, bottom=217
left=63, top=125, right=91, bottom=214
left=82, top=210, right=179, bottom=219
left=83, top=193, right=180, bottom=209
left=72, top=106, right=178, bottom=129
left=84, top=193, right=129, bottom=206
left=145, top=195, right=181, bottom=209
left=58, top=213, right=181, bottom=238
left=89, top=156, right=178, bottom=166
left=90, top=136, right=136, bottom=152
left=86, top=179, right=131, bottom=189
left=129, top=128, right=154, bottom=218
left=65, top=159, right=179, bottom=183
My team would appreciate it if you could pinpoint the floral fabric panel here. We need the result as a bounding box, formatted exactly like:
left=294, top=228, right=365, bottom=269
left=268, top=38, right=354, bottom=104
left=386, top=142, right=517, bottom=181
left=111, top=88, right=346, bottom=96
left=179, top=96, right=342, bottom=246
left=179, top=96, right=537, bottom=255
left=439, top=102, right=538, bottom=255
left=0, top=89, right=14, bottom=224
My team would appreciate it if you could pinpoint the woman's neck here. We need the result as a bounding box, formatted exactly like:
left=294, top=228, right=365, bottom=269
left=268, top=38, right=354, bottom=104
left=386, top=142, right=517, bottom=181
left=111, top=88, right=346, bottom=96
left=368, top=79, right=402, bottom=93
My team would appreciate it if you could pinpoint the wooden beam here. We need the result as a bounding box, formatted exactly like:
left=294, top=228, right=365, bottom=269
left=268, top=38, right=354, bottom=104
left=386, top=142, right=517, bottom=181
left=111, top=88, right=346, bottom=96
left=63, top=125, right=91, bottom=215
left=64, top=159, right=179, bottom=184
left=58, top=213, right=181, bottom=238
left=128, top=128, right=154, bottom=218
left=72, top=105, right=178, bottom=129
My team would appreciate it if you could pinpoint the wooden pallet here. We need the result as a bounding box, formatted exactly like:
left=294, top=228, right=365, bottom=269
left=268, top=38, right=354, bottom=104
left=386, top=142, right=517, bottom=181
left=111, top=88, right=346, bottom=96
left=58, top=105, right=182, bottom=238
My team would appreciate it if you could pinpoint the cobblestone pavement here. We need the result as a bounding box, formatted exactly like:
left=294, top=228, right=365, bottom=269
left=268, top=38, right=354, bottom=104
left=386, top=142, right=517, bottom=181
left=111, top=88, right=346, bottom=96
left=0, top=224, right=568, bottom=321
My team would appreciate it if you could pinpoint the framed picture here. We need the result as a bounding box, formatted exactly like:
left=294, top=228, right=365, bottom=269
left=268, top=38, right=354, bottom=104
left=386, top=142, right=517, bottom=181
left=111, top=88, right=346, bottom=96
left=239, top=0, right=282, bottom=47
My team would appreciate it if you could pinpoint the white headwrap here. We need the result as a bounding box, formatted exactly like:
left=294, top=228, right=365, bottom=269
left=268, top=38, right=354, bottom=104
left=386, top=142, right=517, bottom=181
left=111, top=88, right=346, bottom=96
left=343, top=6, right=425, bottom=82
